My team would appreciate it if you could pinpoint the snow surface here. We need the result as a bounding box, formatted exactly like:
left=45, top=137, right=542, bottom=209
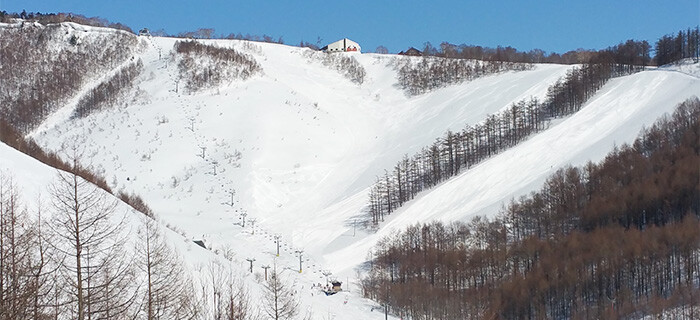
left=5, top=25, right=697, bottom=318
left=0, top=139, right=392, bottom=319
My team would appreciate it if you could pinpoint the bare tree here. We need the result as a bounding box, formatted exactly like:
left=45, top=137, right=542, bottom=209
left=263, top=263, right=298, bottom=320
left=0, top=172, right=53, bottom=320
left=205, top=260, right=251, bottom=320
left=222, top=275, right=250, bottom=320
left=29, top=196, right=56, bottom=320
left=0, top=173, right=31, bottom=319
left=88, top=251, right=138, bottom=320
left=375, top=45, right=389, bottom=54
left=136, top=218, right=200, bottom=320
left=47, top=158, right=134, bottom=320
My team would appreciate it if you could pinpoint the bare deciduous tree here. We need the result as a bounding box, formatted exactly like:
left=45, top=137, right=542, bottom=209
left=48, top=159, right=134, bottom=320
left=204, top=260, right=251, bottom=320
left=136, top=218, right=200, bottom=320
left=0, top=173, right=56, bottom=320
left=375, top=45, right=389, bottom=54
left=263, top=263, right=298, bottom=320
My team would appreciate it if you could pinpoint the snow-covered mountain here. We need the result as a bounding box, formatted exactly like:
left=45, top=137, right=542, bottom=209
left=3, top=22, right=699, bottom=319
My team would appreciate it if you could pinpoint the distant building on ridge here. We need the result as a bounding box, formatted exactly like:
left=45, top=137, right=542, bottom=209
left=398, top=47, right=421, bottom=56
left=322, top=38, right=361, bottom=53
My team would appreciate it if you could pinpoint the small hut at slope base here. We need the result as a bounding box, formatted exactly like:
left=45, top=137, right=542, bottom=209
left=322, top=38, right=361, bottom=53
left=322, top=281, right=343, bottom=296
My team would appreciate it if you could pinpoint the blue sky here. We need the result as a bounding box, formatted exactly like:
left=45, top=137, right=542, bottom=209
left=2, top=0, right=698, bottom=54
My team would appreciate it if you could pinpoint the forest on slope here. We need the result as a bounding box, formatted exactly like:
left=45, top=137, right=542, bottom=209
left=0, top=21, right=140, bottom=133
left=363, top=98, right=700, bottom=319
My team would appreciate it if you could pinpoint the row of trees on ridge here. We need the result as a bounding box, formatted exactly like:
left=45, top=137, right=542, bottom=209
left=302, top=50, right=367, bottom=85
left=368, top=60, right=632, bottom=224
left=73, top=59, right=144, bottom=119
left=395, top=57, right=533, bottom=95
left=0, top=10, right=134, bottom=33
left=655, top=27, right=700, bottom=66
left=399, top=28, right=695, bottom=67
left=174, top=40, right=262, bottom=93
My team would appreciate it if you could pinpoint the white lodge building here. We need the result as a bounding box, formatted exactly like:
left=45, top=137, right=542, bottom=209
left=322, top=38, right=361, bottom=53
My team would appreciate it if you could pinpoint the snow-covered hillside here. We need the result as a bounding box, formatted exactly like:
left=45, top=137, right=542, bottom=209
left=14, top=25, right=700, bottom=318
left=0, top=139, right=393, bottom=319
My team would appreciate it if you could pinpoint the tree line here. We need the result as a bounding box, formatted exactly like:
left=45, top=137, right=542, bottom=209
left=410, top=38, right=653, bottom=66
left=393, top=36, right=655, bottom=96
left=0, top=11, right=287, bottom=44
left=73, top=59, right=144, bottom=119
left=0, top=21, right=139, bottom=133
left=142, top=27, right=286, bottom=45
left=180, top=29, right=285, bottom=45
left=395, top=57, right=533, bottom=95
left=362, top=97, right=700, bottom=319
left=0, top=10, right=134, bottom=33
left=174, top=40, right=262, bottom=93
left=406, top=29, right=700, bottom=67
left=368, top=60, right=631, bottom=225
left=655, top=27, right=700, bottom=66
left=302, top=49, right=367, bottom=85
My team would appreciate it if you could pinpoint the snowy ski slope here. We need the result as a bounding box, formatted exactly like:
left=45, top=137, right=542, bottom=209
left=3, top=24, right=697, bottom=318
